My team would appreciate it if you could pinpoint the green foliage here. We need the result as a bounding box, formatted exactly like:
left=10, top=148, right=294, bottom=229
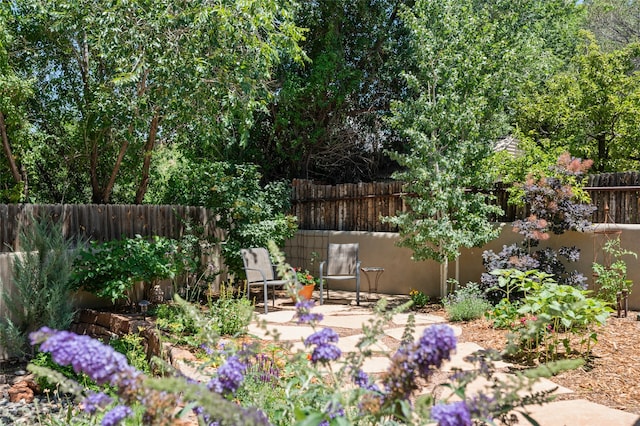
left=443, top=282, right=492, bottom=322
left=71, top=235, right=192, bottom=304
left=151, top=161, right=297, bottom=277
left=0, top=217, right=76, bottom=358
left=383, top=0, right=580, bottom=296
left=593, top=237, right=637, bottom=305
left=209, top=285, right=254, bottom=336
left=109, top=333, right=151, bottom=375
left=2, top=0, right=305, bottom=203
left=0, top=12, right=32, bottom=203
left=488, top=269, right=611, bottom=363
left=247, top=0, right=412, bottom=183
left=516, top=31, right=640, bottom=172
left=153, top=303, right=201, bottom=347
left=409, top=289, right=429, bottom=309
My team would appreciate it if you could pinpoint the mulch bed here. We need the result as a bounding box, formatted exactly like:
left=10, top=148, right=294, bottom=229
left=424, top=304, right=640, bottom=415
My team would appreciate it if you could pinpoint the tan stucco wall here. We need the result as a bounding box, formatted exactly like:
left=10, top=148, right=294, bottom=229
left=284, top=225, right=640, bottom=309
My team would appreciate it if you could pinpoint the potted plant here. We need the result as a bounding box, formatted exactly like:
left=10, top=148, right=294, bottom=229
left=294, top=268, right=317, bottom=301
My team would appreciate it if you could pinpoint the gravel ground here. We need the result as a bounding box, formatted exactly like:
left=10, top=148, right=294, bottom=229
left=0, top=368, right=76, bottom=425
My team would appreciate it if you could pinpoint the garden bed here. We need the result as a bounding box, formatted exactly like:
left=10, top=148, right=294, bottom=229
left=438, top=305, right=640, bottom=415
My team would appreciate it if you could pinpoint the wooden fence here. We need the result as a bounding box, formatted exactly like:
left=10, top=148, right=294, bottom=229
left=291, top=172, right=640, bottom=231
left=0, top=204, right=221, bottom=253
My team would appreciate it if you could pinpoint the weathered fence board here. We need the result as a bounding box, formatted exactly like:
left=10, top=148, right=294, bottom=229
left=292, top=173, right=640, bottom=231
left=0, top=204, right=220, bottom=252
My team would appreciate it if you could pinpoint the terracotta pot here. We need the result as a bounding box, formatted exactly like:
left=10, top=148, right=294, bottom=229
left=293, top=284, right=315, bottom=302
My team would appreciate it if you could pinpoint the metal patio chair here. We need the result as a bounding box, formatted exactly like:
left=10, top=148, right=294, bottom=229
left=319, top=243, right=361, bottom=305
left=240, top=247, right=297, bottom=314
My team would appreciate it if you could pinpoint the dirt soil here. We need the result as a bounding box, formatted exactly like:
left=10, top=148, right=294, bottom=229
left=426, top=305, right=640, bottom=415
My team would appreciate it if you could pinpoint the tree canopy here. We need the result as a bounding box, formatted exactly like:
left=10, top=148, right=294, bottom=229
left=2, top=0, right=305, bottom=203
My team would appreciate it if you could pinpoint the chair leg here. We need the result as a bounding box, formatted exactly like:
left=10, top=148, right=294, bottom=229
left=263, top=282, right=269, bottom=314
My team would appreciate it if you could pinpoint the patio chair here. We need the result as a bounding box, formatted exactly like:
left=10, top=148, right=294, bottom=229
left=240, top=247, right=297, bottom=314
left=319, top=243, right=361, bottom=305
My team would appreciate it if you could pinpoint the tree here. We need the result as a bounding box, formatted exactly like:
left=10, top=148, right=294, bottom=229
left=516, top=32, right=640, bottom=172
left=0, top=13, right=32, bottom=202
left=244, top=0, right=413, bottom=183
left=584, top=0, right=640, bottom=51
left=383, top=0, right=583, bottom=297
left=3, top=0, right=304, bottom=204
left=151, top=161, right=297, bottom=277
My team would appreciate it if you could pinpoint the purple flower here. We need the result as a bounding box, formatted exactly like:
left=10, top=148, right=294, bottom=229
left=295, top=299, right=324, bottom=324
left=319, top=401, right=345, bottom=425
left=310, top=343, right=341, bottom=364
left=431, top=401, right=471, bottom=426
left=29, top=327, right=141, bottom=388
left=382, top=325, right=457, bottom=402
left=101, top=405, right=133, bottom=426
left=207, top=355, right=247, bottom=395
left=304, top=328, right=341, bottom=364
left=82, top=392, right=113, bottom=414
left=352, top=369, right=380, bottom=392
left=414, top=324, right=457, bottom=375
left=304, top=328, right=339, bottom=346
left=382, top=344, right=418, bottom=399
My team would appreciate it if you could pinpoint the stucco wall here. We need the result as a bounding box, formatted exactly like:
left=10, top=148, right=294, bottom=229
left=283, top=225, right=640, bottom=309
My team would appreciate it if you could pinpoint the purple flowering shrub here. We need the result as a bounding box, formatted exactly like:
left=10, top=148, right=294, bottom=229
left=481, top=153, right=596, bottom=301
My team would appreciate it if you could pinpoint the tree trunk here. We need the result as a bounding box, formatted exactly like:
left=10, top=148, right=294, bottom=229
left=440, top=257, right=449, bottom=298
left=135, top=112, right=160, bottom=204
left=0, top=111, right=22, bottom=184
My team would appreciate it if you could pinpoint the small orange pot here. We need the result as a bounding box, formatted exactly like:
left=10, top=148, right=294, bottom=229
left=294, top=284, right=315, bottom=302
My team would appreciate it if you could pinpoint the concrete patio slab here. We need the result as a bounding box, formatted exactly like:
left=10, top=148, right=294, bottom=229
left=440, top=372, right=573, bottom=401
left=319, top=314, right=378, bottom=330
left=515, top=399, right=640, bottom=426
left=441, top=342, right=511, bottom=371
left=248, top=324, right=311, bottom=342
left=290, top=332, right=391, bottom=354
left=392, top=312, right=447, bottom=325
left=255, top=310, right=296, bottom=323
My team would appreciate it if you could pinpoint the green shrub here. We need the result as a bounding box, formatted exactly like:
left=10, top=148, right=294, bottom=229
left=409, top=289, right=429, bottom=309
left=0, top=216, right=77, bottom=358
left=109, top=333, right=151, bottom=374
left=488, top=269, right=611, bottom=363
left=71, top=235, right=193, bottom=304
left=443, top=282, right=492, bottom=321
left=209, top=284, right=253, bottom=336
left=593, top=237, right=637, bottom=305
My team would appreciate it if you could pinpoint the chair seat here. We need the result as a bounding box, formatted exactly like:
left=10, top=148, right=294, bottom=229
left=322, top=275, right=356, bottom=280
left=252, top=279, right=288, bottom=286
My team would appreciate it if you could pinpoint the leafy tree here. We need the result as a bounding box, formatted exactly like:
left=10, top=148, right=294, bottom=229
left=584, top=0, right=640, bottom=50
left=0, top=13, right=32, bottom=202
left=245, top=0, right=413, bottom=183
left=3, top=0, right=304, bottom=204
left=516, top=32, right=640, bottom=172
left=151, top=161, right=297, bottom=277
left=383, top=0, right=581, bottom=297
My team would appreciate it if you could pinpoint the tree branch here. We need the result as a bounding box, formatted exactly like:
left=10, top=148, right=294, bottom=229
left=0, top=111, right=22, bottom=183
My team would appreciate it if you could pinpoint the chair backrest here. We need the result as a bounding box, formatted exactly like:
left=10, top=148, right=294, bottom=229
left=327, top=243, right=359, bottom=276
left=241, top=248, right=275, bottom=283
